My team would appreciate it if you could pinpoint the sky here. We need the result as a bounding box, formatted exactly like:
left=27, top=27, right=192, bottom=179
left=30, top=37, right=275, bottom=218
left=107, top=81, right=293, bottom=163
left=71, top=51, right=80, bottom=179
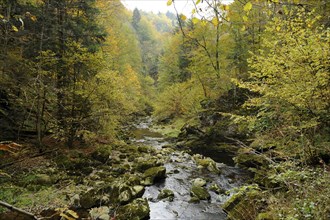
left=121, top=0, right=233, bottom=16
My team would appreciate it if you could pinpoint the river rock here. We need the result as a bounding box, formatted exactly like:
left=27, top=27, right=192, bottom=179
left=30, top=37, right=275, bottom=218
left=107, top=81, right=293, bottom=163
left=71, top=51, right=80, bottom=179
left=141, top=166, right=166, bottom=186
left=135, top=158, right=159, bottom=172
left=157, top=189, right=174, bottom=201
left=119, top=189, right=132, bottom=204
left=209, top=183, right=225, bottom=194
left=190, top=185, right=211, bottom=201
left=192, top=178, right=207, bottom=187
left=132, top=185, right=145, bottom=198
left=193, top=154, right=220, bottom=174
left=116, top=198, right=150, bottom=220
left=89, top=206, right=110, bottom=220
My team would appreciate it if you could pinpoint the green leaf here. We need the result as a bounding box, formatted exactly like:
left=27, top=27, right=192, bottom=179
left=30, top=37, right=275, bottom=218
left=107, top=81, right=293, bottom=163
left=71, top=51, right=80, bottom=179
left=243, top=2, right=253, bottom=12
left=167, top=0, right=173, bottom=6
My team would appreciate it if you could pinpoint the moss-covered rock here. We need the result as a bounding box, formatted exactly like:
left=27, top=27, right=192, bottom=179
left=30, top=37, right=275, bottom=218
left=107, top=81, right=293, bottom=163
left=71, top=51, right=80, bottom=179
left=132, top=185, right=145, bottom=198
left=190, top=185, right=210, bottom=201
left=209, top=183, right=225, bottom=194
left=193, top=154, right=220, bottom=174
left=141, top=166, right=166, bottom=186
left=192, top=178, right=207, bottom=187
left=222, top=184, right=264, bottom=220
left=157, top=189, right=174, bottom=201
left=91, top=145, right=113, bottom=163
left=234, top=148, right=269, bottom=168
left=135, top=158, right=159, bottom=172
left=116, top=198, right=150, bottom=220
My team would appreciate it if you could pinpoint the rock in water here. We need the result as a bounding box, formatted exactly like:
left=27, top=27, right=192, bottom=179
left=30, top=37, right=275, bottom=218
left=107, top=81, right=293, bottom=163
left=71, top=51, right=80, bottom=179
left=141, top=166, right=166, bottom=186
left=190, top=185, right=211, bottom=201
left=157, top=189, right=175, bottom=202
left=192, top=178, right=207, bottom=187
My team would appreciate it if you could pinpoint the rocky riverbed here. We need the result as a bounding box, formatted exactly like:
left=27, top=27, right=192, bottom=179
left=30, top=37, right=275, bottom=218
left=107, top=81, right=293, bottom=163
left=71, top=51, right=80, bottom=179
left=0, top=117, right=248, bottom=219
left=130, top=117, right=249, bottom=220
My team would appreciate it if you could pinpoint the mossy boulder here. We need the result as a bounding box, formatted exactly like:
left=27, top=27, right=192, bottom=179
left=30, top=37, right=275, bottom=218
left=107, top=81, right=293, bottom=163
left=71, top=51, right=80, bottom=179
left=234, top=148, right=269, bottom=168
left=157, top=189, right=174, bottom=201
left=190, top=185, right=210, bottom=201
left=222, top=184, right=264, bottom=220
left=193, top=154, right=220, bottom=174
left=118, top=185, right=145, bottom=204
left=192, top=178, right=207, bottom=187
left=141, top=166, right=166, bottom=186
left=135, top=158, right=159, bottom=172
left=116, top=198, right=150, bottom=220
left=91, top=146, right=112, bottom=163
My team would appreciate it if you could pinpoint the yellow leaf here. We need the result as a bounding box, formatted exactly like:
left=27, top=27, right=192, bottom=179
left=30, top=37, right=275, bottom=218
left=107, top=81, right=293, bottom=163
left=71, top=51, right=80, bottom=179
left=192, top=17, right=199, bottom=24
left=241, top=25, right=246, bottom=31
left=243, top=2, right=253, bottom=12
left=167, top=0, right=172, bottom=6
left=283, top=5, right=289, bottom=15
left=221, top=4, right=230, bottom=11
left=66, top=210, right=79, bottom=219
left=12, top=25, right=19, bottom=32
left=0, top=14, right=4, bottom=19
left=180, top=14, right=187, bottom=21
left=192, top=8, right=196, bottom=14
left=276, top=26, right=281, bottom=31
left=60, top=213, right=75, bottom=220
left=30, top=15, right=37, bottom=22
left=272, top=0, right=279, bottom=3
left=243, top=15, right=248, bottom=22
left=212, top=17, right=219, bottom=26
left=196, top=0, right=201, bottom=5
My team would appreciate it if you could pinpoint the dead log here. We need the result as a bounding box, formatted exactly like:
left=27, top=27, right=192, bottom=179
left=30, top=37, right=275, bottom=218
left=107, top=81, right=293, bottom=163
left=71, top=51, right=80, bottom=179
left=0, top=200, right=38, bottom=219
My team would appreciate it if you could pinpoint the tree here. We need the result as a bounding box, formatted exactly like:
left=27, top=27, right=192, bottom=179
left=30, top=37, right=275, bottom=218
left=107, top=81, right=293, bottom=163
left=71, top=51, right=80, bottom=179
left=237, top=8, right=330, bottom=161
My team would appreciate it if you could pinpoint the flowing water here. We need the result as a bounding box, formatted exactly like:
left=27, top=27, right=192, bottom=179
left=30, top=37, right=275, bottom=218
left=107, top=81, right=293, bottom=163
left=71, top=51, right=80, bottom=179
left=131, top=117, right=248, bottom=220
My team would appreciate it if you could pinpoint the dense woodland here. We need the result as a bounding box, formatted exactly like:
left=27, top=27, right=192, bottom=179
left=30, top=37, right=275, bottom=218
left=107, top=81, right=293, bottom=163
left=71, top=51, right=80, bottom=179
left=0, top=0, right=329, bottom=219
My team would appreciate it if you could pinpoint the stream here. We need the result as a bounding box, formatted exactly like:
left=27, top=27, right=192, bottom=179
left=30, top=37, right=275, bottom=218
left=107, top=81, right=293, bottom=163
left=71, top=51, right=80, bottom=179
left=130, top=117, right=248, bottom=220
